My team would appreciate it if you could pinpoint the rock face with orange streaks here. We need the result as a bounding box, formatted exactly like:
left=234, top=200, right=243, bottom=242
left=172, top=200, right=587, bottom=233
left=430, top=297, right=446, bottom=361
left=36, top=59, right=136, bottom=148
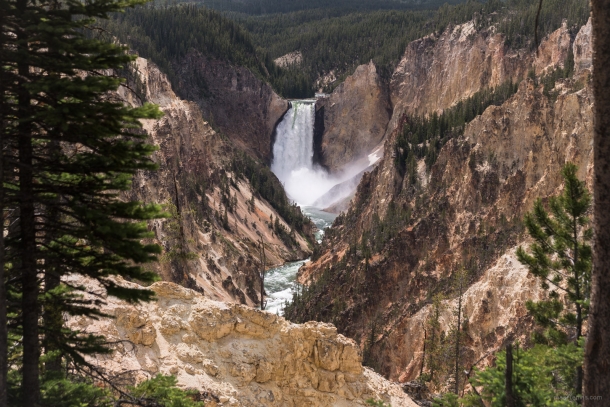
left=290, top=19, right=593, bottom=385
left=119, top=57, right=312, bottom=307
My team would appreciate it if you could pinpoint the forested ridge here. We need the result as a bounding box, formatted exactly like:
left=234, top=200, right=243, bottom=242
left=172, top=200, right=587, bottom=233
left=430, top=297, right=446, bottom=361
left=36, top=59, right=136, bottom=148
left=236, top=0, right=589, bottom=93
left=198, top=0, right=466, bottom=16
left=98, top=0, right=588, bottom=98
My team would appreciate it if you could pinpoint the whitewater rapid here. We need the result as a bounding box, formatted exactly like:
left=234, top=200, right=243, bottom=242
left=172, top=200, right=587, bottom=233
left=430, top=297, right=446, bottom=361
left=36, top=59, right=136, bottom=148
left=265, top=207, right=336, bottom=315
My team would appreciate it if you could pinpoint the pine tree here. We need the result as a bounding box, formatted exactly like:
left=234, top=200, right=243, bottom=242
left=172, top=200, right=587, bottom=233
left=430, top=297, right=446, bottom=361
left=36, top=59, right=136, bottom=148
left=450, top=267, right=468, bottom=395
left=517, top=162, right=591, bottom=396
left=1, top=0, right=164, bottom=403
left=421, top=293, right=446, bottom=386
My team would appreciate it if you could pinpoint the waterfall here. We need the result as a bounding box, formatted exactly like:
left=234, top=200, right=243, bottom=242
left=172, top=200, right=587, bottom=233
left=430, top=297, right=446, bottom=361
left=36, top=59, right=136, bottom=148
left=271, top=101, right=316, bottom=180
left=271, top=100, right=336, bottom=206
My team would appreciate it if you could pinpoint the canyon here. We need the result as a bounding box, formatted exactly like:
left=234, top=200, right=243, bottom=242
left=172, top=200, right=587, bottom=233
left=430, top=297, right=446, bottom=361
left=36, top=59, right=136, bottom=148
left=291, top=17, right=594, bottom=387
left=119, top=57, right=313, bottom=307
left=93, top=12, right=595, bottom=405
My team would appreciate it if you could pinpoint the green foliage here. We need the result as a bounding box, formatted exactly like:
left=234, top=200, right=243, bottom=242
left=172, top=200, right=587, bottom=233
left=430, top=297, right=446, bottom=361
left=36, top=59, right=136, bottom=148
left=366, top=398, right=392, bottom=407
left=236, top=0, right=588, bottom=93
left=128, top=374, right=204, bottom=407
left=160, top=200, right=198, bottom=263
left=422, top=294, right=449, bottom=387
left=2, top=0, right=166, bottom=401
left=395, top=80, right=519, bottom=173
left=97, top=0, right=588, bottom=98
left=36, top=372, right=204, bottom=407
left=462, top=343, right=583, bottom=407
left=369, top=200, right=412, bottom=253
left=98, top=4, right=313, bottom=98
left=433, top=393, right=460, bottom=407
left=516, top=163, right=592, bottom=346
left=541, top=46, right=576, bottom=100
left=446, top=165, right=591, bottom=407
left=39, top=375, right=113, bottom=407
left=204, top=0, right=465, bottom=15
left=230, top=152, right=313, bottom=244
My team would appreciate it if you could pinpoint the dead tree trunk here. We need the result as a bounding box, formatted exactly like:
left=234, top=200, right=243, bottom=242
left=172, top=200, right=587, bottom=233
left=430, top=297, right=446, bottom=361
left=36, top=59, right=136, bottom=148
left=585, top=1, right=610, bottom=404
left=259, top=237, right=266, bottom=310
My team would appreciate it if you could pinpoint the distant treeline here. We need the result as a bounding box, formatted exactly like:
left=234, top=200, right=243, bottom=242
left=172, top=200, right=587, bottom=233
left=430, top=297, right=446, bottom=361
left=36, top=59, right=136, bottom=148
left=234, top=0, right=589, bottom=92
left=98, top=5, right=313, bottom=98
left=99, top=0, right=589, bottom=97
left=190, top=0, right=466, bottom=16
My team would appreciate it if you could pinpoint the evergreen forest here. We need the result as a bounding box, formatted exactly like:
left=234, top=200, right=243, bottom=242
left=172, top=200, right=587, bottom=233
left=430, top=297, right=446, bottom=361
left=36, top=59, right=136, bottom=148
left=98, top=0, right=589, bottom=98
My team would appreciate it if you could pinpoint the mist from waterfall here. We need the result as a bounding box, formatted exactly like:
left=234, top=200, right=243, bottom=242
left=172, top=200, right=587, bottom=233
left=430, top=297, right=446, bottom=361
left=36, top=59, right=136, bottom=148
left=271, top=101, right=336, bottom=206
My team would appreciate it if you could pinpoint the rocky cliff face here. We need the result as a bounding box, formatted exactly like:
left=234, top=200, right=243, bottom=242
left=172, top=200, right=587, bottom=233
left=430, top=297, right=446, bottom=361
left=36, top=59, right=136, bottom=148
left=314, top=20, right=577, bottom=202
left=70, top=279, right=417, bottom=407
left=316, top=61, right=391, bottom=173
left=289, top=20, right=593, bottom=384
left=119, top=57, right=312, bottom=307
left=171, top=51, right=288, bottom=162
left=388, top=19, right=578, bottom=134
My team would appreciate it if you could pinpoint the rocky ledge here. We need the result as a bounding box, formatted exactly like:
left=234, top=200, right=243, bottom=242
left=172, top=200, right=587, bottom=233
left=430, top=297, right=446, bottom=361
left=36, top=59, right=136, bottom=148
left=71, top=280, right=416, bottom=407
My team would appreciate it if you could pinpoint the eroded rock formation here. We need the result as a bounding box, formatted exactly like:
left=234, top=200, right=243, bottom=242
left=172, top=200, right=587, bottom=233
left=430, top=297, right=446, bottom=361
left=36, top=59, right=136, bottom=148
left=70, top=279, right=417, bottom=407
left=316, top=61, right=391, bottom=173
left=119, top=57, right=312, bottom=306
left=291, top=20, right=593, bottom=384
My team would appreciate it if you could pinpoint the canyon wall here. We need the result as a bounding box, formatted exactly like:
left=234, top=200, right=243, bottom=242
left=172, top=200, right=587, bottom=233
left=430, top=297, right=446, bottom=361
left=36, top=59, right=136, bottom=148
left=290, top=19, right=593, bottom=384
left=316, top=61, right=391, bottom=173
left=70, top=278, right=417, bottom=407
left=119, top=57, right=312, bottom=307
left=172, top=51, right=288, bottom=162
left=313, top=20, right=578, bottom=205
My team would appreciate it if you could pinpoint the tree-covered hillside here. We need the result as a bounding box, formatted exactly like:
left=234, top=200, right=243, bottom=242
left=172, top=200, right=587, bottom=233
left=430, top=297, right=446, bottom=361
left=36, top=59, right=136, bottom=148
left=100, top=0, right=588, bottom=97
left=195, top=0, right=466, bottom=16
left=236, top=0, right=589, bottom=93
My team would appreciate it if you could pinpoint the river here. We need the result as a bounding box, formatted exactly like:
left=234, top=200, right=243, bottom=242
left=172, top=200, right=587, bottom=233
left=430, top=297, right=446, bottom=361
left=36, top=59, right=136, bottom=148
left=264, top=206, right=336, bottom=315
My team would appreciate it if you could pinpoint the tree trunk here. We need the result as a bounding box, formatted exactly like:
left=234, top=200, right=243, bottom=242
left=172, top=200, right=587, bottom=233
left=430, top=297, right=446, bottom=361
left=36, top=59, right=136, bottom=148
left=573, top=219, right=583, bottom=398
left=43, top=140, right=62, bottom=375
left=505, top=343, right=514, bottom=407
left=19, top=105, right=40, bottom=407
left=455, top=287, right=462, bottom=395
left=259, top=238, right=266, bottom=310
left=17, top=0, right=40, bottom=401
left=0, top=65, right=7, bottom=407
left=420, top=325, right=426, bottom=377
left=585, top=0, right=610, bottom=404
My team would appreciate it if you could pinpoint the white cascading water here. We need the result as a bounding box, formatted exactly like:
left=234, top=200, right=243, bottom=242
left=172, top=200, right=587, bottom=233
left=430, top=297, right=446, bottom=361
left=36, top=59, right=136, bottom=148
left=271, top=101, right=337, bottom=206
left=266, top=100, right=337, bottom=314
left=265, top=99, right=383, bottom=314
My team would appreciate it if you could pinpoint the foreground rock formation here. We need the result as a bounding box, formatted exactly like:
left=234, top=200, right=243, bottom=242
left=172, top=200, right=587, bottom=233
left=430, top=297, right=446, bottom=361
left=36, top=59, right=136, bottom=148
left=119, top=57, right=312, bottom=306
left=290, top=19, right=593, bottom=384
left=73, top=280, right=417, bottom=407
